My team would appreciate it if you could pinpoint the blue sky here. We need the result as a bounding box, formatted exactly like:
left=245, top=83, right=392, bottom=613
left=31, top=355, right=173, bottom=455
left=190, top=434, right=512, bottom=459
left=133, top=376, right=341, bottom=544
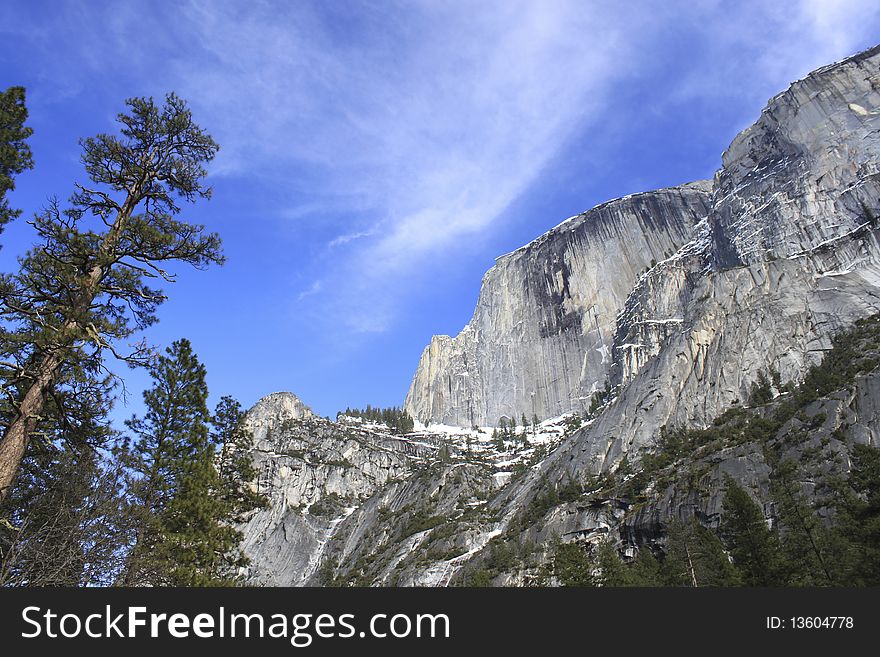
left=1, top=0, right=879, bottom=422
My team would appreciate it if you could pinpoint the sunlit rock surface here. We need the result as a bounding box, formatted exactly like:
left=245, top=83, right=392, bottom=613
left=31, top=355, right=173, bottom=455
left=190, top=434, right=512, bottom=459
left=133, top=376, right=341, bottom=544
left=404, top=183, right=712, bottom=426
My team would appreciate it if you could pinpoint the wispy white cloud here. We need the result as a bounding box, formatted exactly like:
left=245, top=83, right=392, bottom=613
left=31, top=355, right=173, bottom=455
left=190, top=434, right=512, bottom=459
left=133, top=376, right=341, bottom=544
left=798, top=0, right=878, bottom=59
left=153, top=0, right=648, bottom=333
left=665, top=0, right=880, bottom=113
left=296, top=280, right=322, bottom=302
left=328, top=229, right=377, bottom=249
left=167, top=0, right=879, bottom=335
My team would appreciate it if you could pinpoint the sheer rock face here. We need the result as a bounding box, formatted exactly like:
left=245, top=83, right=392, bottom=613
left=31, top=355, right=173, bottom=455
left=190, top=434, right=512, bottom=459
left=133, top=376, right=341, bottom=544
left=493, top=45, right=880, bottom=526
left=573, top=45, right=880, bottom=469
left=404, top=182, right=713, bottom=426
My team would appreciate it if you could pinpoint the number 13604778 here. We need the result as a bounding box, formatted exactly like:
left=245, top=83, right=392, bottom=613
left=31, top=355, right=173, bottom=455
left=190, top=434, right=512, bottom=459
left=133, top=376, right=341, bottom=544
left=766, top=617, right=854, bottom=629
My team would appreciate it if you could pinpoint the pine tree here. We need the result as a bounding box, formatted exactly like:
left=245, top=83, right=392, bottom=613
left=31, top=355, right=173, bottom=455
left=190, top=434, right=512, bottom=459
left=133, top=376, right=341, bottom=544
left=0, top=443, right=128, bottom=586
left=119, top=339, right=238, bottom=586
left=749, top=370, right=773, bottom=405
left=769, top=458, right=837, bottom=585
left=627, top=547, right=663, bottom=585
left=400, top=409, right=414, bottom=434
left=719, top=476, right=785, bottom=585
left=520, top=413, right=529, bottom=447
left=212, top=396, right=267, bottom=528
left=829, top=444, right=880, bottom=585
left=438, top=440, right=451, bottom=463
left=551, top=539, right=595, bottom=586
left=0, top=344, right=126, bottom=585
left=0, top=93, right=223, bottom=502
left=153, top=432, right=239, bottom=586
left=662, top=517, right=741, bottom=586
left=595, top=539, right=629, bottom=586
left=492, top=427, right=505, bottom=451
left=0, top=86, right=34, bottom=233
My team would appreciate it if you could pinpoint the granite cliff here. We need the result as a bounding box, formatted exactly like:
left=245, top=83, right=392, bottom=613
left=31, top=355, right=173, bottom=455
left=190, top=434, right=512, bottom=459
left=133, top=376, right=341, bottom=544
left=404, top=183, right=712, bottom=426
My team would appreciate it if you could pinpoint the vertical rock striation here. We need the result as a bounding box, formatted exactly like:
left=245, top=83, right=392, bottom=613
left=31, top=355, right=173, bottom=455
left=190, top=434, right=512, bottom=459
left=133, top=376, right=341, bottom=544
left=497, top=44, right=880, bottom=517
left=405, top=183, right=713, bottom=426
left=711, top=46, right=880, bottom=267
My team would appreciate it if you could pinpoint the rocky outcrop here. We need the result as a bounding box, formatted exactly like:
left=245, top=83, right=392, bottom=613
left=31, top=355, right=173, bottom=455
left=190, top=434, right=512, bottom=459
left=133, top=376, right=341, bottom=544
left=309, top=461, right=502, bottom=587
left=407, top=44, right=880, bottom=582
left=574, top=45, right=880, bottom=469
left=618, top=365, right=880, bottom=551
left=711, top=46, right=880, bottom=267
left=239, top=393, right=435, bottom=585
left=474, top=47, right=880, bottom=551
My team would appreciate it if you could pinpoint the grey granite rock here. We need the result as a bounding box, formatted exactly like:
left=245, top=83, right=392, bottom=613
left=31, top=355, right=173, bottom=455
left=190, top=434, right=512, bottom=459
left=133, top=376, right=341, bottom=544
left=239, top=396, right=433, bottom=585
left=405, top=182, right=712, bottom=426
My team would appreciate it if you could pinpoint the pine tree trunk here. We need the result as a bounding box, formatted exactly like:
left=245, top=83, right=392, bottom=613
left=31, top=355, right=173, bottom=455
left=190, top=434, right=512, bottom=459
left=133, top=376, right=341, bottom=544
left=0, top=351, right=61, bottom=500
left=685, top=541, right=699, bottom=587
left=0, top=188, right=138, bottom=502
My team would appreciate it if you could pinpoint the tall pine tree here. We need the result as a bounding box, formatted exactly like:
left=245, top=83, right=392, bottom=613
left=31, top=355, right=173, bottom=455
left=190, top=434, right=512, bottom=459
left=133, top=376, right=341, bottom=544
left=0, top=443, right=128, bottom=586
left=719, top=476, right=785, bottom=585
left=0, top=347, right=125, bottom=586
left=119, top=339, right=245, bottom=586
left=0, top=93, right=223, bottom=502
left=829, top=444, right=880, bottom=585
left=550, top=538, right=595, bottom=586
left=769, top=457, right=838, bottom=585
left=662, top=517, right=742, bottom=586
left=594, top=539, right=629, bottom=586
